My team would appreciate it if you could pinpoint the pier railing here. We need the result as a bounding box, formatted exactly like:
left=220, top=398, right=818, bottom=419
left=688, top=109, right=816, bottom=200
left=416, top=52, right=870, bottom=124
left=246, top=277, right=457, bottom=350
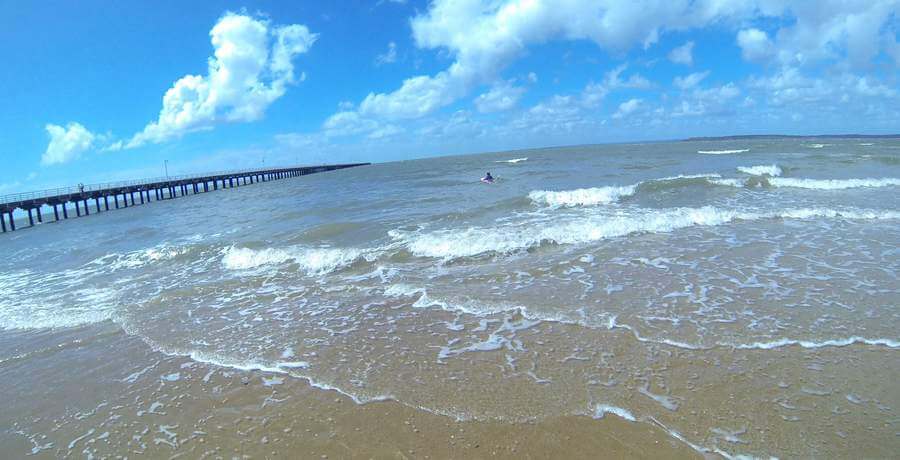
left=0, top=163, right=370, bottom=232
left=0, top=165, right=340, bottom=206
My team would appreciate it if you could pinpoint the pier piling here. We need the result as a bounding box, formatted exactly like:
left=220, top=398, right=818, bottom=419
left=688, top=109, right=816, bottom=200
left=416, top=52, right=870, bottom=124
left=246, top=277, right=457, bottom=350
left=0, top=164, right=369, bottom=233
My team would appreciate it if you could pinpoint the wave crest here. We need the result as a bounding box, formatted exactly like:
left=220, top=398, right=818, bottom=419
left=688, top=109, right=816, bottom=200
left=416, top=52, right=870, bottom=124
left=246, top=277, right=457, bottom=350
left=737, top=164, right=782, bottom=177
left=697, top=148, right=749, bottom=154
left=528, top=185, right=637, bottom=207
left=769, top=177, right=900, bottom=190
left=403, top=206, right=899, bottom=259
left=222, top=246, right=363, bottom=275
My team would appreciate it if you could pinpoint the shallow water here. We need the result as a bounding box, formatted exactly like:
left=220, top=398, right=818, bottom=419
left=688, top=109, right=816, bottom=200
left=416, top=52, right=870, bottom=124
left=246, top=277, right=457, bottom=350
left=1, top=138, right=898, bottom=457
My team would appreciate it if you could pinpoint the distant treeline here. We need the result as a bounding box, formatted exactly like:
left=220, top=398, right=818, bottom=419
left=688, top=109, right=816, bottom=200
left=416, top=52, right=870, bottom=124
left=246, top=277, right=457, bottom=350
left=685, top=134, right=900, bottom=141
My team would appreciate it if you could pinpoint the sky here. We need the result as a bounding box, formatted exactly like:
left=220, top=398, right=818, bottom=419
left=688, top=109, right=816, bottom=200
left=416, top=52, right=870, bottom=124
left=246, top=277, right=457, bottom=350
left=2, top=0, right=899, bottom=194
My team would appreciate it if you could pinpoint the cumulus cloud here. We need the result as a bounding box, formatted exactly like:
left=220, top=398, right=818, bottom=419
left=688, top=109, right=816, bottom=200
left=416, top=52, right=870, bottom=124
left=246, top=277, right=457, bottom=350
left=737, top=28, right=774, bottom=62
left=474, top=82, right=526, bottom=113
left=581, top=64, right=652, bottom=108
left=668, top=41, right=694, bottom=65
left=671, top=82, right=741, bottom=117
left=346, top=0, right=765, bottom=122
left=41, top=122, right=96, bottom=166
left=613, top=98, right=643, bottom=119
left=673, top=71, right=709, bottom=90
left=749, top=67, right=899, bottom=108
left=126, top=12, right=317, bottom=148
left=376, top=41, right=398, bottom=65
left=503, top=95, right=589, bottom=135
left=735, top=2, right=900, bottom=66
left=323, top=111, right=380, bottom=137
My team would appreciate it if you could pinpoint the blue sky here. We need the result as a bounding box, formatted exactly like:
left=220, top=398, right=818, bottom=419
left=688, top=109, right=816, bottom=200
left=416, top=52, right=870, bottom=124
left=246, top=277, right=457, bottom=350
left=2, top=0, right=899, bottom=194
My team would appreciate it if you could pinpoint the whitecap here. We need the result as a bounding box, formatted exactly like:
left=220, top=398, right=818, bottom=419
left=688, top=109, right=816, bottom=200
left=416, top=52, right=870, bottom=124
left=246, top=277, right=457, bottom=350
left=737, top=164, right=782, bottom=177
left=495, top=157, right=528, bottom=164
left=528, top=174, right=721, bottom=208
left=221, top=245, right=363, bottom=275
left=403, top=206, right=898, bottom=260
left=697, top=148, right=749, bottom=154
left=768, top=177, right=900, bottom=190
left=528, top=185, right=637, bottom=207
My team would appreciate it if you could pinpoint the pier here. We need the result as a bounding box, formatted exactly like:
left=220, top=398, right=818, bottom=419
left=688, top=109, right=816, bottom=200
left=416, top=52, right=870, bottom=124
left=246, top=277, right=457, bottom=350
left=0, top=163, right=369, bottom=233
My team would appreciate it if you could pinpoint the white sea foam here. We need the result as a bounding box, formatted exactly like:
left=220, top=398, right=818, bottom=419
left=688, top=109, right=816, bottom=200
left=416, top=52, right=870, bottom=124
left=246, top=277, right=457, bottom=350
left=592, top=404, right=637, bottom=422
left=697, top=148, right=749, bottom=154
left=495, top=157, right=528, bottom=164
left=804, top=143, right=828, bottom=148
left=726, top=336, right=900, bottom=350
left=222, top=245, right=363, bottom=275
left=768, top=177, right=900, bottom=190
left=404, top=206, right=898, bottom=259
left=528, top=174, right=720, bottom=207
left=737, top=164, right=782, bottom=176
left=150, top=347, right=390, bottom=405
left=87, top=242, right=195, bottom=273
left=386, top=284, right=526, bottom=317
left=709, top=178, right=745, bottom=188
left=528, top=185, right=637, bottom=207
left=639, top=385, right=680, bottom=411
left=0, top=281, right=118, bottom=330
left=655, top=173, right=722, bottom=181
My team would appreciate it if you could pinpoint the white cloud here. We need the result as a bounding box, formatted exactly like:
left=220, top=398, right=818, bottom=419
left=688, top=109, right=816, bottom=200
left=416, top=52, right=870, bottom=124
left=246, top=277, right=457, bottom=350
left=668, top=41, right=694, bottom=65
left=322, top=111, right=380, bottom=137
left=376, top=41, right=398, bottom=65
left=735, top=2, right=900, bottom=67
left=674, top=71, right=709, bottom=90
left=419, top=110, right=487, bottom=139
left=746, top=67, right=899, bottom=112
left=502, top=95, right=589, bottom=135
left=346, top=0, right=900, bottom=125
left=736, top=28, right=774, bottom=62
left=581, top=64, right=652, bottom=108
left=367, top=124, right=404, bottom=139
left=347, top=0, right=768, bottom=122
left=126, top=13, right=317, bottom=148
left=527, top=72, right=538, bottom=83
left=613, top=98, right=642, bottom=119
left=474, top=82, right=526, bottom=113
left=672, top=82, right=741, bottom=117
left=41, top=122, right=96, bottom=166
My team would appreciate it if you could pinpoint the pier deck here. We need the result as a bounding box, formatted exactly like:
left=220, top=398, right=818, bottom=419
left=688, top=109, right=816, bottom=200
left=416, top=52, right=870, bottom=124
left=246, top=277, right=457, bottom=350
left=0, top=163, right=369, bottom=232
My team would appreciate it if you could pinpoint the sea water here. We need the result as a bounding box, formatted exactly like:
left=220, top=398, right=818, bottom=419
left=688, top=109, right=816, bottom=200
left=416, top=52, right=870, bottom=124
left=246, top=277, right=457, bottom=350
left=1, top=138, right=898, bottom=457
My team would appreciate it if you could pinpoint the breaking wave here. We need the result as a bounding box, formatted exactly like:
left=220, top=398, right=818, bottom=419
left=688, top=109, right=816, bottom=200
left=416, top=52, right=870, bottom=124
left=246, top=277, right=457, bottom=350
left=528, top=185, right=637, bottom=207
left=222, top=245, right=364, bottom=275
left=529, top=174, right=721, bottom=207
left=768, top=177, right=900, bottom=190
left=495, top=157, right=528, bottom=164
left=737, top=164, right=782, bottom=177
left=697, top=149, right=749, bottom=154
left=402, top=206, right=899, bottom=259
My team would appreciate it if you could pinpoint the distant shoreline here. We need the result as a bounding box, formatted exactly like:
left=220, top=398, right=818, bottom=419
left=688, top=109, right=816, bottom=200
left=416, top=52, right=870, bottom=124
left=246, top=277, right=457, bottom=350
left=684, top=134, right=900, bottom=141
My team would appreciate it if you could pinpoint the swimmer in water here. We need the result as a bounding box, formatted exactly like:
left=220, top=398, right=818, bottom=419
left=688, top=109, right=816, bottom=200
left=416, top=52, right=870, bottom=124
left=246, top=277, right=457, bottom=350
left=482, top=172, right=494, bottom=183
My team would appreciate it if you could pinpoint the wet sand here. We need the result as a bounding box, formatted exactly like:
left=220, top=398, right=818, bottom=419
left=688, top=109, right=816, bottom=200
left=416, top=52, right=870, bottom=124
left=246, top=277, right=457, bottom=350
left=3, top=318, right=898, bottom=458
left=1, top=323, right=700, bottom=459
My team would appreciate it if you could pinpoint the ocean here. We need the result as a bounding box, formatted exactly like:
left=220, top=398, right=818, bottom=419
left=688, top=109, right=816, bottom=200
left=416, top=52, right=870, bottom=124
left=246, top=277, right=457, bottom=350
left=1, top=138, right=898, bottom=458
